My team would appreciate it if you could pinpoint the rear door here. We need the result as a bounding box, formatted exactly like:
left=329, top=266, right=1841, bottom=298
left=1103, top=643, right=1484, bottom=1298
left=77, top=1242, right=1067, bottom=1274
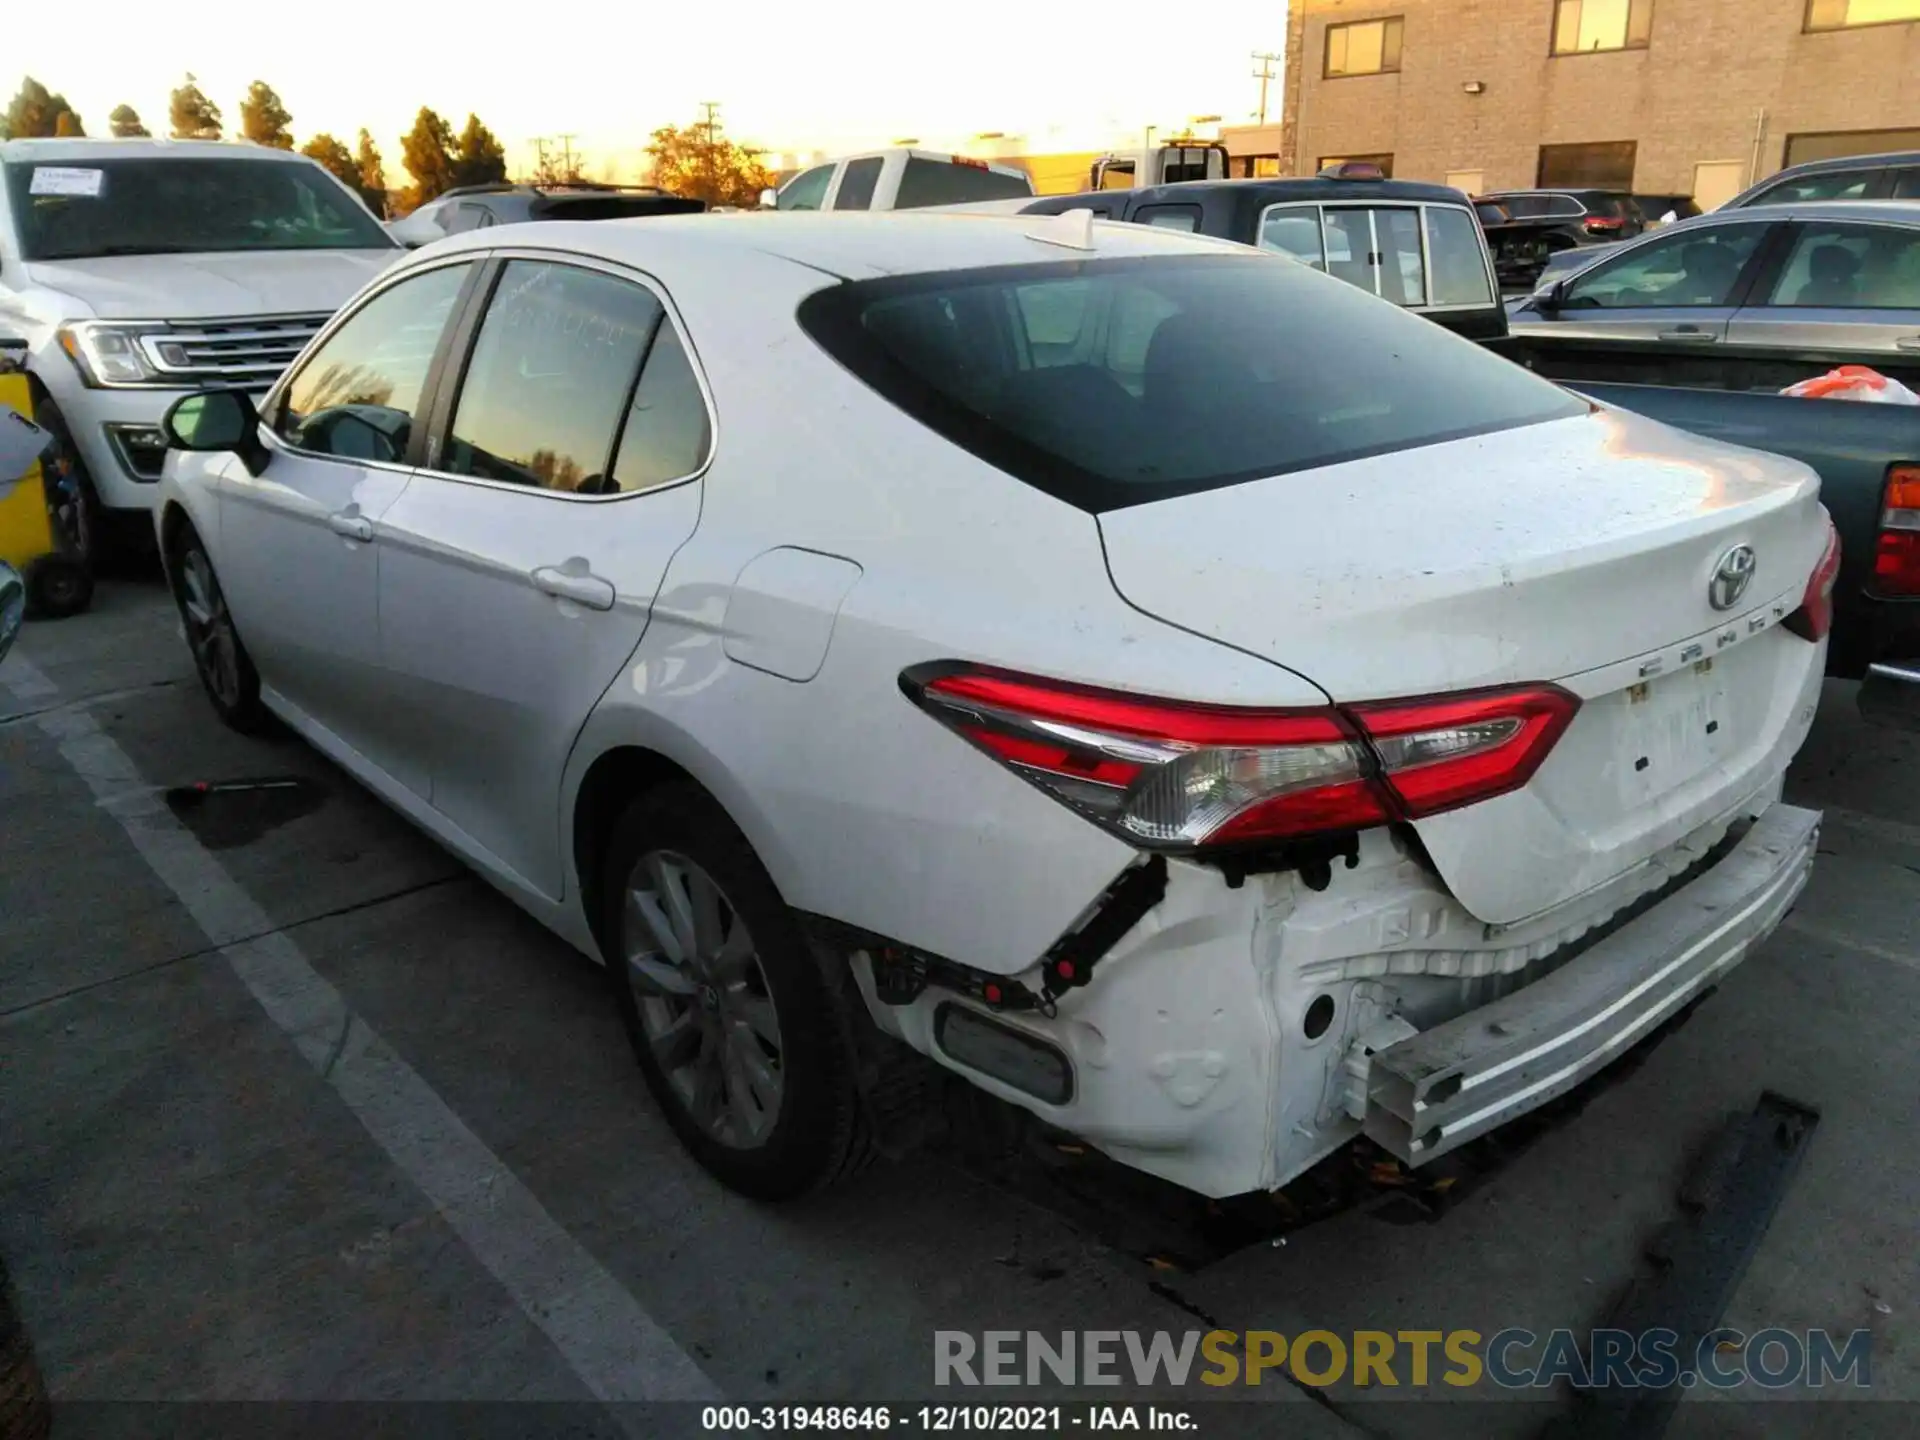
left=1509, top=217, right=1780, bottom=385
left=373, top=253, right=713, bottom=897
left=1725, top=219, right=1920, bottom=386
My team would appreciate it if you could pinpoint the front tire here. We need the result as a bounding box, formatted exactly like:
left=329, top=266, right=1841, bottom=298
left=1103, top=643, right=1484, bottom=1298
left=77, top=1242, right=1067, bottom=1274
left=166, top=525, right=270, bottom=734
left=602, top=783, right=869, bottom=1200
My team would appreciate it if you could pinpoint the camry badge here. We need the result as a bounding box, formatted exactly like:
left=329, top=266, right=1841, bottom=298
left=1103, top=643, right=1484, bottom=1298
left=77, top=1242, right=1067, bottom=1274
left=1709, top=545, right=1757, bottom=611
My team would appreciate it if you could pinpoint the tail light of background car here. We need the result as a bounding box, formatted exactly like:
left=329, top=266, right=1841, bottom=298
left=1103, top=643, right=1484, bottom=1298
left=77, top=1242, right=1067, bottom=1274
left=1872, top=465, right=1920, bottom=599
left=901, top=665, right=1580, bottom=852
left=1582, top=216, right=1625, bottom=234
left=1785, top=516, right=1845, bottom=641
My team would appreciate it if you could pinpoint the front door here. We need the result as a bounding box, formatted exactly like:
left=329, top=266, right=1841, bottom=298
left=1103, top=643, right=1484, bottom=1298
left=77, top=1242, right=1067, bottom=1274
left=220, top=259, right=475, bottom=792
left=375, top=255, right=713, bottom=898
left=1509, top=218, right=1778, bottom=386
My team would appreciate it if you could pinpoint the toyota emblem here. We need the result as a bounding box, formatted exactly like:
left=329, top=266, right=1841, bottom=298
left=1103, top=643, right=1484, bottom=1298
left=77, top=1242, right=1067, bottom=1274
left=1709, top=545, right=1757, bottom=611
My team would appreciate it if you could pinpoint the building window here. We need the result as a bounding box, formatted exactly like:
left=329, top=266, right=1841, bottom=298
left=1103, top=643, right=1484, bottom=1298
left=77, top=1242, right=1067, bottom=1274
left=1551, top=0, right=1654, bottom=54
left=1537, top=140, right=1637, bottom=189
left=1319, top=154, right=1396, bottom=177
left=1324, top=17, right=1404, bottom=77
left=1805, top=0, right=1920, bottom=30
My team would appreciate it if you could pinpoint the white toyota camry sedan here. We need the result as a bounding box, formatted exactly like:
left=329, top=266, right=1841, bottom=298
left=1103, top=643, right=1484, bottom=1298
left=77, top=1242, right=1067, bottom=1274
left=154, top=211, right=1837, bottom=1202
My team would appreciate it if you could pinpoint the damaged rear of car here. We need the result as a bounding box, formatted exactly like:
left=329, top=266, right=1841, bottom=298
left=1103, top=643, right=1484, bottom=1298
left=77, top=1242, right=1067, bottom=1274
left=796, top=244, right=1830, bottom=1197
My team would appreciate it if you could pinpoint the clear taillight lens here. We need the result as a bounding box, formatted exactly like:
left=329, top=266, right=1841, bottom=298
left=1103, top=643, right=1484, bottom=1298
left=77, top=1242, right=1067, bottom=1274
left=903, top=665, right=1580, bottom=852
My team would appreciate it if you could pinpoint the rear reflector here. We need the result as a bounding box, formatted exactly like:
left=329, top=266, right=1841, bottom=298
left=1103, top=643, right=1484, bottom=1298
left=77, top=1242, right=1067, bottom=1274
left=902, top=664, right=1579, bottom=852
left=1786, top=515, right=1845, bottom=640
left=1873, top=466, right=1920, bottom=599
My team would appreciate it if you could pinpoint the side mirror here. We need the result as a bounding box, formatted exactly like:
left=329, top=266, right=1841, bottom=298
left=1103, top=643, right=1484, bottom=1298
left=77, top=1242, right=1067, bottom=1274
left=758, top=188, right=779, bottom=211
left=1532, top=278, right=1568, bottom=312
left=0, top=560, right=24, bottom=666
left=164, top=389, right=268, bottom=475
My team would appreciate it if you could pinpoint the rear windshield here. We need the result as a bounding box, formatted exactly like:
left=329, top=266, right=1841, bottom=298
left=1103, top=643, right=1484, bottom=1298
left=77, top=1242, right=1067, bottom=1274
left=798, top=253, right=1585, bottom=512
left=894, top=158, right=1032, bottom=209
left=3, top=156, right=394, bottom=261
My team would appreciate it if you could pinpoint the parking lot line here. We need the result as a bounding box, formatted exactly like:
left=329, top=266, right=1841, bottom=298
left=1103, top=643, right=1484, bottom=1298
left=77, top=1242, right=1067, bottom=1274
left=3, top=654, right=721, bottom=1412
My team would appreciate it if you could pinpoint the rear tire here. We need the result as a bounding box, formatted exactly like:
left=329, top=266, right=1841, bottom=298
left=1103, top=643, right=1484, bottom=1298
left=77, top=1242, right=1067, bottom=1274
left=166, top=524, right=271, bottom=734
left=602, top=782, right=870, bottom=1200
left=22, top=553, right=93, bottom=619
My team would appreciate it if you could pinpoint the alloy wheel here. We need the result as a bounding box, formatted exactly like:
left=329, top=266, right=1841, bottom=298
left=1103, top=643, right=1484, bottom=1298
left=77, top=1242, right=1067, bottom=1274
left=621, top=849, right=786, bottom=1149
left=179, top=547, right=242, bottom=709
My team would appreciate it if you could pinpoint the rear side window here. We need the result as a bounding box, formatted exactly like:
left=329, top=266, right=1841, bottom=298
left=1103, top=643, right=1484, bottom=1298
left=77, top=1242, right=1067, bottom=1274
left=1762, top=223, right=1920, bottom=309
left=441, top=260, right=662, bottom=492
left=834, top=158, right=884, bottom=211
left=1891, top=170, right=1920, bottom=200
left=893, top=157, right=1033, bottom=209
left=1134, top=204, right=1201, bottom=232
left=797, top=254, right=1584, bottom=512
left=1746, top=169, right=1878, bottom=206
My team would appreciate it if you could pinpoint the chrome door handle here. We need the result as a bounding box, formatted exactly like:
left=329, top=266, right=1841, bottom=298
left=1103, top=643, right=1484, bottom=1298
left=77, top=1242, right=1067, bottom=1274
left=531, top=564, right=616, bottom=612
left=1657, top=328, right=1718, bottom=343
left=327, top=511, right=373, bottom=542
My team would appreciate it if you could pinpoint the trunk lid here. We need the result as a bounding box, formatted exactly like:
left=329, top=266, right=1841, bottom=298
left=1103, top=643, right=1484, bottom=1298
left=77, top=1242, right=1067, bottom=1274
left=1098, top=406, right=1829, bottom=924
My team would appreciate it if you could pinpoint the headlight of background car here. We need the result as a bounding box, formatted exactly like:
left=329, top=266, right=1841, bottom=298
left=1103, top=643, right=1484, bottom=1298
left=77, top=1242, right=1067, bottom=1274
left=57, top=321, right=169, bottom=387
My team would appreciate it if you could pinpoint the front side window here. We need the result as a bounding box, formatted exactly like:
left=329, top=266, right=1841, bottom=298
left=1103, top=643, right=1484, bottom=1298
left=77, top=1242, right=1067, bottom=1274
left=1894, top=169, right=1920, bottom=199
left=1762, top=224, right=1920, bottom=309
left=1562, top=225, right=1766, bottom=308
left=1746, top=168, right=1878, bottom=206
left=777, top=165, right=833, bottom=211
left=797, top=254, right=1584, bottom=512
left=1805, top=0, right=1920, bottom=30
left=276, top=262, right=471, bottom=463
left=441, top=260, right=665, bottom=493
left=1324, top=17, right=1404, bottom=77
left=834, top=158, right=884, bottom=211
left=2, top=156, right=397, bottom=261
left=1552, top=0, right=1655, bottom=55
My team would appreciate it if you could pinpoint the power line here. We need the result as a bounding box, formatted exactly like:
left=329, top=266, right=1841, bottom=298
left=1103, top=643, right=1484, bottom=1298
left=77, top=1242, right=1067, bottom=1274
left=1251, top=51, right=1282, bottom=126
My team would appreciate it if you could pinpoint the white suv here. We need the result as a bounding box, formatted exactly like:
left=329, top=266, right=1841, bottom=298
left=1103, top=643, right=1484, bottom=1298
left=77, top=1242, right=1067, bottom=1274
left=154, top=212, right=1832, bottom=1201
left=0, top=138, right=400, bottom=551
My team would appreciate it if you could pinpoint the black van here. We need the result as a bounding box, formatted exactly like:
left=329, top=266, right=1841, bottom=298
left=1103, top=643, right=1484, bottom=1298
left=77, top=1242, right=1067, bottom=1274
left=1020, top=163, right=1508, bottom=342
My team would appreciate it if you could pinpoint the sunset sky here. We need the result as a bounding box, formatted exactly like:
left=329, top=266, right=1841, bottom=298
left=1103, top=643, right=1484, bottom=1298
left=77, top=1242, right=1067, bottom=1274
left=11, top=1, right=1291, bottom=178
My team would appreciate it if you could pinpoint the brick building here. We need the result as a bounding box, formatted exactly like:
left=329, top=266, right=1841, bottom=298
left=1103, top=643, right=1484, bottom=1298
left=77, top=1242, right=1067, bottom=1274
left=1255, top=0, right=1920, bottom=206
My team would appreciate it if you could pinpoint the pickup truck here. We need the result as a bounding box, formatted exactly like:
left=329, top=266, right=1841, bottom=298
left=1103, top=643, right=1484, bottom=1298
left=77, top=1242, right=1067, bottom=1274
left=1505, top=199, right=1920, bottom=726
left=1019, top=164, right=1509, bottom=341
left=765, top=148, right=1033, bottom=212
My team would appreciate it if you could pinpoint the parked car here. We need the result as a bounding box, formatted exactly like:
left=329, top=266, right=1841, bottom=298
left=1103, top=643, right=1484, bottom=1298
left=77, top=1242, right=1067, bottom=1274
left=389, top=183, right=707, bottom=248
left=154, top=211, right=1833, bottom=1203
left=0, top=138, right=402, bottom=556
left=1535, top=151, right=1920, bottom=293
left=1021, top=164, right=1508, bottom=341
left=1473, top=189, right=1646, bottom=292
left=1506, top=199, right=1920, bottom=687
left=765, top=148, right=1034, bottom=212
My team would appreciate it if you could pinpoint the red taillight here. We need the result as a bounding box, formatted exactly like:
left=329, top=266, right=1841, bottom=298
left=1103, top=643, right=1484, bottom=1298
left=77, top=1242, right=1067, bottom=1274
left=1583, top=216, right=1625, bottom=234
left=1785, top=516, right=1844, bottom=641
left=1349, top=686, right=1580, bottom=818
left=1871, top=466, right=1920, bottom=599
left=903, top=666, right=1580, bottom=851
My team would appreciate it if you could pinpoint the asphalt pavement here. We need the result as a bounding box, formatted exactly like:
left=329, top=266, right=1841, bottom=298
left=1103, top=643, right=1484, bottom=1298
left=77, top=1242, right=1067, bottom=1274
left=2, top=578, right=1915, bottom=1439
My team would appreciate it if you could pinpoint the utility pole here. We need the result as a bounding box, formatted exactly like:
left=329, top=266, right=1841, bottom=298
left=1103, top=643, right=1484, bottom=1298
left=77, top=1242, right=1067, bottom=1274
left=557, top=133, right=577, bottom=182
left=1251, top=51, right=1281, bottom=126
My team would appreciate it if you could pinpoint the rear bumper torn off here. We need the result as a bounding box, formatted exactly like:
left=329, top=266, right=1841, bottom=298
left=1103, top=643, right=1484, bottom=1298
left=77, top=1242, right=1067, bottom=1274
left=1364, top=802, right=1820, bottom=1166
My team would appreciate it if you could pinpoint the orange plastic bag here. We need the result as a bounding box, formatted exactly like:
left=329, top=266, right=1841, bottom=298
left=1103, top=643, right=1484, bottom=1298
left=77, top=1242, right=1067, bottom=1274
left=1781, top=364, right=1920, bottom=405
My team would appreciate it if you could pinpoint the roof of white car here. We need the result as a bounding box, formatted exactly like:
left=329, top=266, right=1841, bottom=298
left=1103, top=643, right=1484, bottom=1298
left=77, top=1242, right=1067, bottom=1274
left=0, top=137, right=320, bottom=164
left=427, top=209, right=1248, bottom=280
